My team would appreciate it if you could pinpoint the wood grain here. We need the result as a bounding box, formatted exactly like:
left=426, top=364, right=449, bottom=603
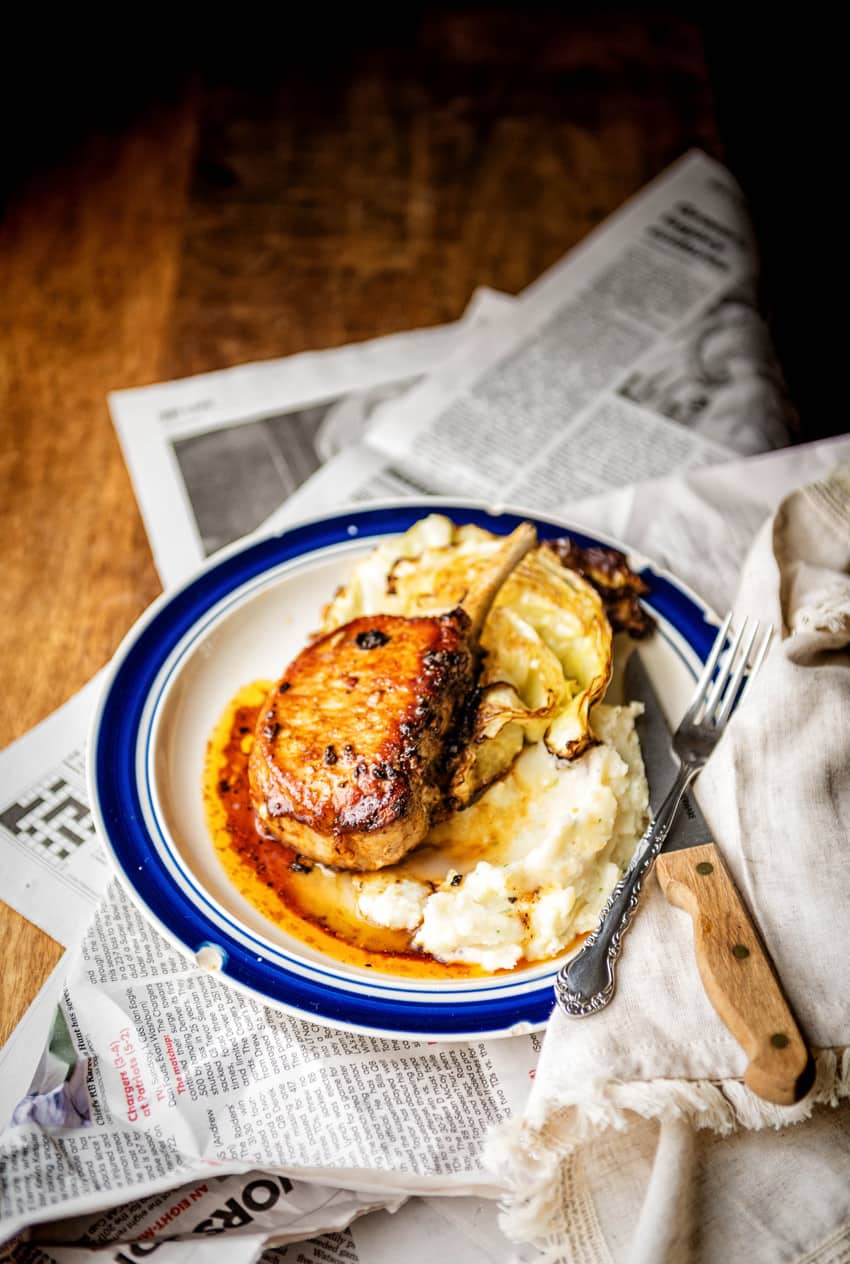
left=0, top=10, right=723, bottom=1042
left=656, top=842, right=813, bottom=1105
left=0, top=910, right=64, bottom=1048
left=0, top=97, right=196, bottom=1035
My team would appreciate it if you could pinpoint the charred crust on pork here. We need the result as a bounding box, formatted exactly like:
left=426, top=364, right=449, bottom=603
left=247, top=609, right=477, bottom=865
left=356, top=628, right=391, bottom=650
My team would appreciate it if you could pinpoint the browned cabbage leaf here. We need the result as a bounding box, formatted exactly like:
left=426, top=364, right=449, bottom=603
left=320, top=515, right=613, bottom=803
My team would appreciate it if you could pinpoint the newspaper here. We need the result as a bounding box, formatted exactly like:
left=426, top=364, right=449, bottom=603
left=9, top=1168, right=397, bottom=1264
left=0, top=973, right=519, bottom=1262
left=6, top=1193, right=516, bottom=1264
left=1, top=877, right=539, bottom=1250
left=109, top=289, right=515, bottom=588
left=267, top=150, right=794, bottom=531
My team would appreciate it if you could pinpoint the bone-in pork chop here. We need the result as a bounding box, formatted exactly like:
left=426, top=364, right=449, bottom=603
left=248, top=523, right=536, bottom=869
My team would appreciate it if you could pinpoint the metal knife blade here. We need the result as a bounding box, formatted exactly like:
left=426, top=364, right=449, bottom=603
left=624, top=650, right=711, bottom=852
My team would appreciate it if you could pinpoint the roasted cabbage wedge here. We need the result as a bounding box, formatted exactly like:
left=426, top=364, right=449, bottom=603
left=320, top=515, right=613, bottom=803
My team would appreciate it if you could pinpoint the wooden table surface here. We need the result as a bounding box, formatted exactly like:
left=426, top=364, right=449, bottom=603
left=0, top=10, right=723, bottom=1044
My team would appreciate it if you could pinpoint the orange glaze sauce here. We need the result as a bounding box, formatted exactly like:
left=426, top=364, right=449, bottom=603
left=203, top=682, right=485, bottom=979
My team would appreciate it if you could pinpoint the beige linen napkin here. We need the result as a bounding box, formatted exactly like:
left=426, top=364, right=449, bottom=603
left=487, top=466, right=850, bottom=1263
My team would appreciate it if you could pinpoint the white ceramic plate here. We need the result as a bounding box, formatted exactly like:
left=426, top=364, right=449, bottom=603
left=89, top=501, right=719, bottom=1040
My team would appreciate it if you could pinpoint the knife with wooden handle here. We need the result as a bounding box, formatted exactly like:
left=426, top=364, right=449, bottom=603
left=628, top=652, right=814, bottom=1106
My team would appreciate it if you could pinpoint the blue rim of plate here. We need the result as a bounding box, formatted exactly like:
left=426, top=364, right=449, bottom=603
left=89, top=500, right=719, bottom=1040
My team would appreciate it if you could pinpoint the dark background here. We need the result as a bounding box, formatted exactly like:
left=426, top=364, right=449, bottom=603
left=1, top=6, right=833, bottom=440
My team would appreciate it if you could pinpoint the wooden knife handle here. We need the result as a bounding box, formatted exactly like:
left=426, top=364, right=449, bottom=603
left=655, top=842, right=814, bottom=1105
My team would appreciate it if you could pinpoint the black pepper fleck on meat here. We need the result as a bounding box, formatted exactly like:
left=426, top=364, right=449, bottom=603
left=324, top=745, right=338, bottom=765
left=290, top=858, right=313, bottom=874
left=278, top=681, right=291, bottom=694
left=356, top=628, right=390, bottom=650
left=218, top=779, right=230, bottom=794
left=451, top=873, right=463, bottom=887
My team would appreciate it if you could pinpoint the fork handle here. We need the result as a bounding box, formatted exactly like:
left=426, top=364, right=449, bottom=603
left=555, top=764, right=697, bottom=1016
left=656, top=842, right=814, bottom=1105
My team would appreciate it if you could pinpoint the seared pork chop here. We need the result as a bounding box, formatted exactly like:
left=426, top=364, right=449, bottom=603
left=249, top=523, right=536, bottom=869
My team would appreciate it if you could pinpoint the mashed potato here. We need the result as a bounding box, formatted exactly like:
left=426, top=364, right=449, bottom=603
left=353, top=702, right=648, bottom=969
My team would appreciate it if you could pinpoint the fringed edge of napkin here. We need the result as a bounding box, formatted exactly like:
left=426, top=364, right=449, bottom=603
left=484, top=1047, right=850, bottom=1253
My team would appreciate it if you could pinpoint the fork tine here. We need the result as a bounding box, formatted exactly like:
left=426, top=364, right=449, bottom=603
left=737, top=624, right=775, bottom=707
left=701, top=617, right=749, bottom=722
left=684, top=611, right=733, bottom=721
left=714, top=620, right=760, bottom=728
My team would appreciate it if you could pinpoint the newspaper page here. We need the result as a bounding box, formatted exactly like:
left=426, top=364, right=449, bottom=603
left=0, top=958, right=405, bottom=1262
left=1, top=879, right=539, bottom=1243
left=4, top=1197, right=519, bottom=1264
left=7, top=1198, right=520, bottom=1264
left=109, top=290, right=514, bottom=589
left=268, top=150, right=795, bottom=530
left=9, top=1166, right=399, bottom=1264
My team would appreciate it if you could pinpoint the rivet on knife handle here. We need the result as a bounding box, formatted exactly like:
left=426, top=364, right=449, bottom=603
left=656, top=841, right=814, bottom=1105
left=555, top=763, right=697, bottom=1017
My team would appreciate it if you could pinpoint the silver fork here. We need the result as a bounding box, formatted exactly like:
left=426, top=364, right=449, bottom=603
left=555, top=614, right=774, bottom=1018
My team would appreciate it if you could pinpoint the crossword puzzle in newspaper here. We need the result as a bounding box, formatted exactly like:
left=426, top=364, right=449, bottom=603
left=0, top=676, right=110, bottom=947
left=0, top=747, right=94, bottom=867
